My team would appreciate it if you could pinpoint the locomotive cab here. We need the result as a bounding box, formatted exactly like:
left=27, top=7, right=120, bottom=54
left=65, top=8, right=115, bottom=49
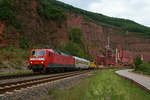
left=28, top=49, right=53, bottom=72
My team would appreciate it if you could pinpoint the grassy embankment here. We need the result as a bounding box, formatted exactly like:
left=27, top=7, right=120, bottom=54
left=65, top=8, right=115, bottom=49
left=0, top=47, right=29, bottom=70
left=50, top=69, right=150, bottom=100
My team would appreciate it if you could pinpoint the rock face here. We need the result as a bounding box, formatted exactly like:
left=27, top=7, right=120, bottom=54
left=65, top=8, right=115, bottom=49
left=0, top=0, right=150, bottom=61
left=66, top=14, right=150, bottom=61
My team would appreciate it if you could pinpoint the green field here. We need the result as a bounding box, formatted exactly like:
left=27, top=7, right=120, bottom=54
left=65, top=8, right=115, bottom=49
left=50, top=69, right=150, bottom=100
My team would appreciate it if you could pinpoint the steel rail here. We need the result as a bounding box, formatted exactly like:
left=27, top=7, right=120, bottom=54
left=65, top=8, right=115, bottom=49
left=0, top=70, right=90, bottom=94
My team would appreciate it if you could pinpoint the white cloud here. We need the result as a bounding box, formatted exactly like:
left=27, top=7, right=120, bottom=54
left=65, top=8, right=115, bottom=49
left=58, top=0, right=150, bottom=27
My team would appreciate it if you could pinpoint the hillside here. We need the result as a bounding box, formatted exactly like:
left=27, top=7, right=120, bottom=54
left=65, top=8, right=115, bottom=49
left=0, top=0, right=150, bottom=71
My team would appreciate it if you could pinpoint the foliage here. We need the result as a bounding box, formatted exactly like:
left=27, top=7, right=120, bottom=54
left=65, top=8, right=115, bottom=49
left=60, top=41, right=85, bottom=58
left=0, top=0, right=21, bottom=29
left=46, top=0, right=150, bottom=38
left=133, top=56, right=150, bottom=74
left=37, top=0, right=66, bottom=21
left=68, top=27, right=83, bottom=45
left=0, top=0, right=13, bottom=21
left=137, top=63, right=150, bottom=74
left=133, top=56, right=143, bottom=70
left=0, top=46, right=29, bottom=62
left=19, top=35, right=29, bottom=49
left=0, top=46, right=30, bottom=70
left=50, top=70, right=150, bottom=100
left=59, top=27, right=92, bottom=60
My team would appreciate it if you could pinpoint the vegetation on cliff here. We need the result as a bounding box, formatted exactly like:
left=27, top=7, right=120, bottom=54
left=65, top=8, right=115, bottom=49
left=48, top=0, right=150, bottom=37
left=0, top=0, right=13, bottom=21
left=0, top=0, right=150, bottom=67
left=59, top=27, right=92, bottom=60
left=37, top=0, right=66, bottom=21
left=0, top=0, right=20, bottom=29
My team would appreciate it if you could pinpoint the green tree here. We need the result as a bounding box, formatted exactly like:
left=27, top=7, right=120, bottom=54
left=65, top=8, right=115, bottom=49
left=61, top=41, right=84, bottom=58
left=0, top=0, right=14, bottom=21
left=68, top=27, right=83, bottom=46
left=133, top=56, right=143, bottom=70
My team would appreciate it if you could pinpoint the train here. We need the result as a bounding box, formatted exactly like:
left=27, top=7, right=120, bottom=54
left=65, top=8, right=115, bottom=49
left=28, top=48, right=96, bottom=73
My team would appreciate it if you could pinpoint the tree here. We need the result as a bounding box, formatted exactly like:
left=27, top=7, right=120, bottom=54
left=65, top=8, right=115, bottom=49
left=133, top=55, right=143, bottom=70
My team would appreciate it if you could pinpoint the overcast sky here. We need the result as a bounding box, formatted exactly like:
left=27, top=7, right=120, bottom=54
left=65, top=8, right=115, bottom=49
left=58, top=0, right=150, bottom=27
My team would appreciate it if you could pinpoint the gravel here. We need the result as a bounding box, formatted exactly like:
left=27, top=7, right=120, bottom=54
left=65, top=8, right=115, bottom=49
left=0, top=72, right=92, bottom=100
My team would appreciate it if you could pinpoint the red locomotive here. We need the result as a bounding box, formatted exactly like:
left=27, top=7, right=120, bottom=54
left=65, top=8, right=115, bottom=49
left=28, top=48, right=90, bottom=73
left=28, top=49, right=75, bottom=72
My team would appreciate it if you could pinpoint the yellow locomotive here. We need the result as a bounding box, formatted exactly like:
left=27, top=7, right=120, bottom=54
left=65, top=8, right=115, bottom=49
left=90, top=62, right=97, bottom=69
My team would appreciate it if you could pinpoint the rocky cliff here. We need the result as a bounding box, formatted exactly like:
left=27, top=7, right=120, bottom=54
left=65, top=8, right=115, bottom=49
left=0, top=0, right=150, bottom=62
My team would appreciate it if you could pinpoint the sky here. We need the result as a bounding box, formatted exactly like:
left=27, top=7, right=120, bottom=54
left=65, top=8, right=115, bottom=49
left=58, top=0, right=150, bottom=27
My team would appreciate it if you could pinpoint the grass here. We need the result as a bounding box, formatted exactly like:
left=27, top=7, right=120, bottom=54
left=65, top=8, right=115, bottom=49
left=0, top=47, right=30, bottom=70
left=50, top=69, right=150, bottom=100
left=133, top=70, right=150, bottom=76
left=0, top=71, right=33, bottom=77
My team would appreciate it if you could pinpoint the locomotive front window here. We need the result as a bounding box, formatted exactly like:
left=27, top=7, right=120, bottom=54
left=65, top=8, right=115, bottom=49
left=32, top=51, right=45, bottom=56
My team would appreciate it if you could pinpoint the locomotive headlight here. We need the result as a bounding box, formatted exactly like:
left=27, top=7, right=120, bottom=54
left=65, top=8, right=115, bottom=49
left=31, top=62, right=32, bottom=64
left=41, top=61, right=44, bottom=64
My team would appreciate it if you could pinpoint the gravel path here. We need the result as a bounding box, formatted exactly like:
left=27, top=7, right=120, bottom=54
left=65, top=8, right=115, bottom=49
left=116, top=69, right=150, bottom=92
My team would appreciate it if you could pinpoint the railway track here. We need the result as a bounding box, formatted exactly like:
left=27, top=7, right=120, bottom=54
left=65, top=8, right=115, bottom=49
left=0, top=70, right=91, bottom=95
left=0, top=67, right=129, bottom=80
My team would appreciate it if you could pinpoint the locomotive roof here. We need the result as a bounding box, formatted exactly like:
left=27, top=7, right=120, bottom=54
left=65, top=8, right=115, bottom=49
left=32, top=48, right=73, bottom=57
left=31, top=49, right=53, bottom=52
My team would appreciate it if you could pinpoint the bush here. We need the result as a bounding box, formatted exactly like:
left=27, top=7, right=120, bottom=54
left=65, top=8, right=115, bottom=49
left=133, top=56, right=150, bottom=74
left=138, top=63, right=150, bottom=74
left=133, top=56, right=143, bottom=70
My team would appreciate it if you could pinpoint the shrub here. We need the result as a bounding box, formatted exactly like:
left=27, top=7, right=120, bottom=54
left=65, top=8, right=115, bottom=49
left=133, top=56, right=143, bottom=70
left=138, top=63, right=150, bottom=74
